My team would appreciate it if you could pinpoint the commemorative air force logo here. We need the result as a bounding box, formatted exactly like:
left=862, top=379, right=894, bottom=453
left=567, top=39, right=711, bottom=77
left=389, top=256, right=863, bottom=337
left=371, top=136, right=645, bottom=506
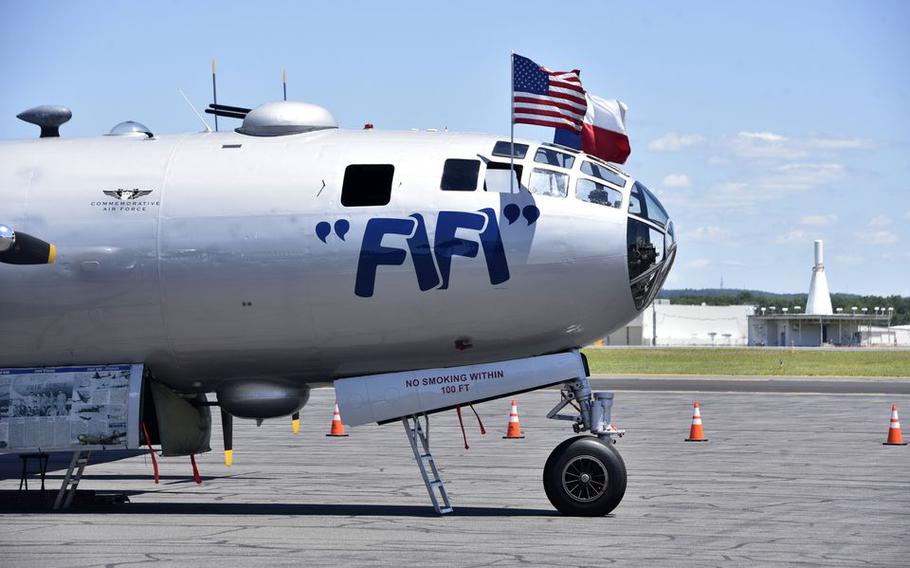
left=92, top=188, right=159, bottom=212
left=102, top=189, right=153, bottom=200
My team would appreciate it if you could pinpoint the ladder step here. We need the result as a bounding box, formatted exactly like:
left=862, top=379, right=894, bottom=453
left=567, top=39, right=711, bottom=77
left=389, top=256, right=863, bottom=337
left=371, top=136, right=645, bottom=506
left=437, top=507, right=454, bottom=514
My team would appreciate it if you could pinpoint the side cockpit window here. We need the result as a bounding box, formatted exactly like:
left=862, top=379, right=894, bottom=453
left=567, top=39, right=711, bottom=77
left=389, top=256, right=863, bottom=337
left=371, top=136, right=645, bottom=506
left=577, top=178, right=621, bottom=208
left=341, top=164, right=394, bottom=207
left=492, top=141, right=529, bottom=158
left=628, top=182, right=669, bottom=227
left=581, top=160, right=625, bottom=188
left=534, top=147, right=575, bottom=169
left=441, top=159, right=480, bottom=191
left=529, top=168, right=568, bottom=197
left=484, top=162, right=523, bottom=193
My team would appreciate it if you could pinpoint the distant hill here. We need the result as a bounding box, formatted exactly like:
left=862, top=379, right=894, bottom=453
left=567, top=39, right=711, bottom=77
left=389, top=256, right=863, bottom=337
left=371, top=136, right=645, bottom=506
left=658, top=289, right=909, bottom=325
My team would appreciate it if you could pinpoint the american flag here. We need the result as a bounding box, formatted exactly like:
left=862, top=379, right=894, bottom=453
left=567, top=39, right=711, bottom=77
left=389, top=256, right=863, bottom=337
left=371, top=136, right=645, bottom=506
left=512, top=54, right=586, bottom=132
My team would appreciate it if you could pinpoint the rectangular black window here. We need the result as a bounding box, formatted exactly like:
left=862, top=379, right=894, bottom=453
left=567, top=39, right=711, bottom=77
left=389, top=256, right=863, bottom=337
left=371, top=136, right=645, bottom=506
left=492, top=141, right=529, bottom=159
left=341, top=164, right=394, bottom=207
left=440, top=159, right=480, bottom=191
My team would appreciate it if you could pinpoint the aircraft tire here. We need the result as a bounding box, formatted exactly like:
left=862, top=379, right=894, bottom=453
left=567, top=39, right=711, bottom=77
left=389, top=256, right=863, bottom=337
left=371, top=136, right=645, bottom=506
left=543, top=435, right=626, bottom=516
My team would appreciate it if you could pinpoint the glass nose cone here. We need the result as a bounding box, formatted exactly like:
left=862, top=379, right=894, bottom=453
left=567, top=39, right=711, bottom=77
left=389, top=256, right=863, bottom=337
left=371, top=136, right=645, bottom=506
left=626, top=182, right=676, bottom=310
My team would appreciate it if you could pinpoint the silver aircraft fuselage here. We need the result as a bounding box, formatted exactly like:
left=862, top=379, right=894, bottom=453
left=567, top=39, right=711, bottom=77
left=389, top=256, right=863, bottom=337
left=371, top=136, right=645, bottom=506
left=0, top=128, right=673, bottom=393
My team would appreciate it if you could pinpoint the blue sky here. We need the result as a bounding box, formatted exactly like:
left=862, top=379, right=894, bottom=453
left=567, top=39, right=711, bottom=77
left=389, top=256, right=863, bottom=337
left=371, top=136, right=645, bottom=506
left=2, top=1, right=908, bottom=295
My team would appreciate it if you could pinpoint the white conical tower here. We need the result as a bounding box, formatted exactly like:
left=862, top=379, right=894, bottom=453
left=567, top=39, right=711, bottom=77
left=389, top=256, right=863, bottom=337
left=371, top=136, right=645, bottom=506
left=806, top=240, right=833, bottom=315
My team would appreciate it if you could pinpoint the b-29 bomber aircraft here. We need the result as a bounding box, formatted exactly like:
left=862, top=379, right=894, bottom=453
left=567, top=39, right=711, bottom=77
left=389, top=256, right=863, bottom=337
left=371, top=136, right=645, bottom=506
left=0, top=100, right=675, bottom=515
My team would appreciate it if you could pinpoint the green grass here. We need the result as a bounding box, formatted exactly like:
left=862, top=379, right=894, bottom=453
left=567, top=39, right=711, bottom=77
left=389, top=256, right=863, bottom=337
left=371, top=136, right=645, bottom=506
left=581, top=348, right=910, bottom=378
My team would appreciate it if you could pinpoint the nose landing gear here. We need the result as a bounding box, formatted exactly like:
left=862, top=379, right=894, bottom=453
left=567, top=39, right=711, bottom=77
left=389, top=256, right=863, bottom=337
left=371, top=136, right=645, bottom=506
left=544, top=377, right=627, bottom=516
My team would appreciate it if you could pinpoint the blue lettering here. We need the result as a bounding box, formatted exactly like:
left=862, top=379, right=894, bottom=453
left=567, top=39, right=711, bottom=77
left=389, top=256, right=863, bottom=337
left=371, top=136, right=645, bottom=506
left=349, top=209, right=515, bottom=297
left=434, top=211, right=485, bottom=290
left=355, top=218, right=415, bottom=298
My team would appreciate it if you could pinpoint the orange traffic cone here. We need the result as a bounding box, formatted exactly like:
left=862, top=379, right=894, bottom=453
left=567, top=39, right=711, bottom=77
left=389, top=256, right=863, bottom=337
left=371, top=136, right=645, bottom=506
left=685, top=402, right=708, bottom=442
left=503, top=400, right=525, bottom=439
left=883, top=404, right=907, bottom=446
left=326, top=402, right=349, bottom=437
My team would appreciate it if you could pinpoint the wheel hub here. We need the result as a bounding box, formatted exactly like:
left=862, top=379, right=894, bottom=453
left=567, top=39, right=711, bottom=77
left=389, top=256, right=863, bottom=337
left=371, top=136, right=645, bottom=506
left=561, top=454, right=608, bottom=503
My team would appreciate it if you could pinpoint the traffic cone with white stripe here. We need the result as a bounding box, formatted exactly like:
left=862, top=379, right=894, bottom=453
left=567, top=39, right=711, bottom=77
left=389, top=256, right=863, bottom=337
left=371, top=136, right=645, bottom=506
left=503, top=400, right=525, bottom=439
left=883, top=405, right=907, bottom=446
left=326, top=402, right=349, bottom=437
left=685, top=402, right=708, bottom=442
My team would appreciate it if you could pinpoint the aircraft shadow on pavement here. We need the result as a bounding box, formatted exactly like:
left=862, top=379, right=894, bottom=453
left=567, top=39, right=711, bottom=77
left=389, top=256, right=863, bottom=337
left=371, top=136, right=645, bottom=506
left=119, top=502, right=560, bottom=517
left=0, top=495, right=557, bottom=517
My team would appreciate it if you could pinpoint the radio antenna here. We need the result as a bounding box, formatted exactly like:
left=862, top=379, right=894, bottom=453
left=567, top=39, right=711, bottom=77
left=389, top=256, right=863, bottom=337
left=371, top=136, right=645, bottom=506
left=178, top=89, right=213, bottom=133
left=211, top=58, right=219, bottom=132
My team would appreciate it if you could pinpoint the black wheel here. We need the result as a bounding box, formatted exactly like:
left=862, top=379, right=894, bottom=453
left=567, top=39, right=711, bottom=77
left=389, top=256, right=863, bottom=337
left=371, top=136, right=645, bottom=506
left=543, top=435, right=627, bottom=516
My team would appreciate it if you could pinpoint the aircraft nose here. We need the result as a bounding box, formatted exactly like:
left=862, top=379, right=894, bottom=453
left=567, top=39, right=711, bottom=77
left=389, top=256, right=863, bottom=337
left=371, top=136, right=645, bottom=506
left=625, top=181, right=676, bottom=311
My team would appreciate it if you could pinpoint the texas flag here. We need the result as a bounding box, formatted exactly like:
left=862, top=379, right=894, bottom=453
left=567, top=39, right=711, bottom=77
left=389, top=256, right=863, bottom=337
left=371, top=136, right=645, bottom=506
left=554, top=94, right=631, bottom=164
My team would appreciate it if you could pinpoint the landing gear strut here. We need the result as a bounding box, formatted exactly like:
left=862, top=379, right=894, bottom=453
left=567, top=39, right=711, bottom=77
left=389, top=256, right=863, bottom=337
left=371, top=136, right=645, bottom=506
left=544, top=377, right=627, bottom=516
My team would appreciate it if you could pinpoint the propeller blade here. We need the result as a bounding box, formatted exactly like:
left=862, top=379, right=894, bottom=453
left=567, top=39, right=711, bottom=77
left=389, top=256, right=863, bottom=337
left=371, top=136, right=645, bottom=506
left=221, top=409, right=233, bottom=466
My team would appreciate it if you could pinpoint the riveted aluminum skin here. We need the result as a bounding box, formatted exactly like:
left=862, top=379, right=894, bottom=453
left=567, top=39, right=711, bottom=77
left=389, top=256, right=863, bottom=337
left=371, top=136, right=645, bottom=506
left=0, top=128, right=670, bottom=394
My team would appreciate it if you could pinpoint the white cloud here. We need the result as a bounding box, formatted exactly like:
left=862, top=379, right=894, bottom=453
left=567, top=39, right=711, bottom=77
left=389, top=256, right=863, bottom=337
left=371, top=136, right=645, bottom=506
left=706, top=155, right=729, bottom=166
left=698, top=163, right=845, bottom=209
left=738, top=131, right=787, bottom=142
left=688, top=258, right=711, bottom=268
left=776, top=230, right=809, bottom=243
left=869, top=215, right=891, bottom=227
left=857, top=230, right=899, bottom=245
left=833, top=254, right=864, bottom=265
left=648, top=132, right=705, bottom=152
left=806, top=137, right=873, bottom=150
left=662, top=174, right=691, bottom=188
left=800, top=214, right=838, bottom=227
left=688, top=226, right=730, bottom=240
left=728, top=131, right=806, bottom=160
left=726, top=132, right=872, bottom=162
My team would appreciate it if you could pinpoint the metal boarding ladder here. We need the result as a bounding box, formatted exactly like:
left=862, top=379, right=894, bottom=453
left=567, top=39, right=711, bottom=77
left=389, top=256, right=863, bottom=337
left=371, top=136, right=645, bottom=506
left=53, top=450, right=91, bottom=510
left=402, top=414, right=453, bottom=515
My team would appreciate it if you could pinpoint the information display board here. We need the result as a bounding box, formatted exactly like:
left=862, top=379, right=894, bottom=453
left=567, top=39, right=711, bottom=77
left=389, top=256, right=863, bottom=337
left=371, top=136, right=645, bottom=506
left=0, top=364, right=143, bottom=453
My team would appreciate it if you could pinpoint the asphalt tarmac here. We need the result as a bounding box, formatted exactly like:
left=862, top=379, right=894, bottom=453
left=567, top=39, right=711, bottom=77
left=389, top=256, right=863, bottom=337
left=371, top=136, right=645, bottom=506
left=1, top=382, right=909, bottom=567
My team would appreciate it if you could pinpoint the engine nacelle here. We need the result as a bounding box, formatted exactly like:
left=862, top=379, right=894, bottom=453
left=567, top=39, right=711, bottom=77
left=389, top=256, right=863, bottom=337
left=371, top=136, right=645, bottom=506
left=216, top=380, right=310, bottom=419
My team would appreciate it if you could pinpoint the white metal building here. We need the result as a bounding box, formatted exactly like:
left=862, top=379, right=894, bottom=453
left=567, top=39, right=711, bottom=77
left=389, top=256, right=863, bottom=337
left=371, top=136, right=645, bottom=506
left=601, top=301, right=754, bottom=346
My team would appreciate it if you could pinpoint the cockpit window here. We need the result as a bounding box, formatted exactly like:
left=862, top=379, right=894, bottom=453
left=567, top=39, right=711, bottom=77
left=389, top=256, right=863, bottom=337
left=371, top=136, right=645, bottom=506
left=577, top=178, right=621, bottom=208
left=581, top=161, right=625, bottom=188
left=534, top=148, right=575, bottom=169
left=529, top=168, right=568, bottom=198
left=440, top=159, right=480, bottom=191
left=484, top=162, right=523, bottom=193
left=628, top=184, right=643, bottom=216
left=542, top=142, right=580, bottom=154
left=492, top=141, right=529, bottom=159
left=628, top=182, right=669, bottom=227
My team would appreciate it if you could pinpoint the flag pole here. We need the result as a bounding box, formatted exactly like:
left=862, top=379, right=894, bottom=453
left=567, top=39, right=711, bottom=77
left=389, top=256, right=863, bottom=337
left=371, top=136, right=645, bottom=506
left=510, top=51, right=515, bottom=194
left=211, top=58, right=219, bottom=132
